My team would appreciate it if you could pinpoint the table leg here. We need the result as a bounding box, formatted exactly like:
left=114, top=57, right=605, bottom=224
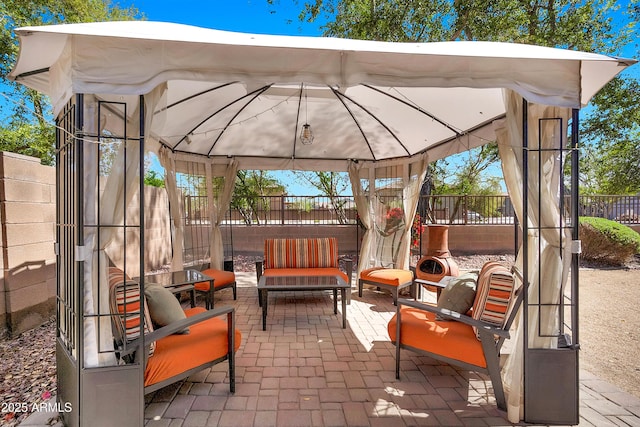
left=341, top=288, right=347, bottom=329
left=190, top=289, right=196, bottom=308
left=261, top=289, right=268, bottom=331
left=209, top=279, right=215, bottom=309
left=333, top=289, right=338, bottom=314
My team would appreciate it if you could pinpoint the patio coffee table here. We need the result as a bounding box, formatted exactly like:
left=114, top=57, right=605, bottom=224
left=257, top=275, right=349, bottom=330
left=138, top=269, right=213, bottom=308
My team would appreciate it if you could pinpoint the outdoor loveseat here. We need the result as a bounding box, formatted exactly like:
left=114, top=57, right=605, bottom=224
left=255, top=237, right=353, bottom=293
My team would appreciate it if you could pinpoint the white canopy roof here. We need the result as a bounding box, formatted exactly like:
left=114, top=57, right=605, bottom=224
left=9, top=21, right=635, bottom=170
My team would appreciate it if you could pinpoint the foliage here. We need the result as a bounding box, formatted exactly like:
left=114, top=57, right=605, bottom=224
left=0, top=120, right=54, bottom=164
left=579, top=216, right=640, bottom=265
left=580, top=77, right=640, bottom=195
left=232, top=170, right=285, bottom=225
left=144, top=169, right=165, bottom=188
left=411, top=213, right=424, bottom=251
left=289, top=171, right=350, bottom=223
left=282, top=0, right=640, bottom=195
left=0, top=0, right=142, bottom=164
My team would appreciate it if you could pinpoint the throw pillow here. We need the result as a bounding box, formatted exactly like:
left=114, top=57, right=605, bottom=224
left=144, top=284, right=189, bottom=334
left=436, top=271, right=479, bottom=320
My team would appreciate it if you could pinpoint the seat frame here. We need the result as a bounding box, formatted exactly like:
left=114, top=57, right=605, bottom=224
left=392, top=269, right=523, bottom=411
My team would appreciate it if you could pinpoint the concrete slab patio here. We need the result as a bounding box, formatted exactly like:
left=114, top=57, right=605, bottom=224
left=20, top=271, right=640, bottom=426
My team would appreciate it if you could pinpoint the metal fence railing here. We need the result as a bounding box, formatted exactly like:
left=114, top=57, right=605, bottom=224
left=184, top=194, right=640, bottom=226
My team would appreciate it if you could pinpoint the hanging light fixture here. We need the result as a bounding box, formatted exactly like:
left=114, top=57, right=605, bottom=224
left=300, top=86, right=314, bottom=145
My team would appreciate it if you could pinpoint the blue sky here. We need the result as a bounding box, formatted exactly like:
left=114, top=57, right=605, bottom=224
left=122, top=0, right=323, bottom=36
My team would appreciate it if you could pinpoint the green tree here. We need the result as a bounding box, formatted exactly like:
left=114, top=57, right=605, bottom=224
left=232, top=170, right=285, bottom=225
left=580, top=77, right=640, bottom=194
left=290, top=171, right=350, bottom=224
left=275, top=0, right=639, bottom=195
left=0, top=0, right=142, bottom=164
left=144, top=170, right=165, bottom=188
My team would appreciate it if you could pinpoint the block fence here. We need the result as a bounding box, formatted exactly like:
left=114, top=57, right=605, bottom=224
left=2, top=152, right=638, bottom=337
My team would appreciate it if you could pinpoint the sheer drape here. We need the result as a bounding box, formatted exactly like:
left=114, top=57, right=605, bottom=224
left=207, top=160, right=238, bottom=270
left=159, top=147, right=185, bottom=271
left=396, top=154, right=429, bottom=269
left=495, top=89, right=572, bottom=422
left=348, top=162, right=373, bottom=276
left=348, top=155, right=428, bottom=275
left=160, top=152, right=237, bottom=271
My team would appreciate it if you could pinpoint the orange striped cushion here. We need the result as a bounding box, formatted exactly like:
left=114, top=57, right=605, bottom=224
left=264, top=238, right=339, bottom=269
left=471, top=262, right=515, bottom=338
left=108, top=266, right=155, bottom=355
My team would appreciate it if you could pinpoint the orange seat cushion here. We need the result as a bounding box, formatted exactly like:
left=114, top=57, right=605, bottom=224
left=145, top=307, right=242, bottom=387
left=263, top=267, right=348, bottom=284
left=387, top=306, right=486, bottom=368
left=195, top=269, right=236, bottom=291
left=360, top=268, right=413, bottom=287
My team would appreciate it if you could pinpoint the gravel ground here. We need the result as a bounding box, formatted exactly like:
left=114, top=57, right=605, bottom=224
left=1, top=253, right=638, bottom=426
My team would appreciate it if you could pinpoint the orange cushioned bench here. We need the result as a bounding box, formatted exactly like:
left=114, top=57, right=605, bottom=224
left=255, top=237, right=353, bottom=302
left=358, top=267, right=415, bottom=305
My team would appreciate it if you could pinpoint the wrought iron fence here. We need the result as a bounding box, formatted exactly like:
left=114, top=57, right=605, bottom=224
left=183, top=194, right=639, bottom=226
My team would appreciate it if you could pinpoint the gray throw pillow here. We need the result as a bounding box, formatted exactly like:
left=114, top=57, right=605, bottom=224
left=436, top=271, right=479, bottom=320
left=144, top=284, right=189, bottom=334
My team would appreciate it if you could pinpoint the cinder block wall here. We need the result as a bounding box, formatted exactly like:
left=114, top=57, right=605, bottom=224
left=447, top=224, right=519, bottom=255
left=0, top=152, right=56, bottom=337
left=230, top=224, right=519, bottom=257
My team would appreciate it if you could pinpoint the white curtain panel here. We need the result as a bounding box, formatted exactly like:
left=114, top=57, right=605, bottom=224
left=495, top=89, right=572, bottom=422
left=397, top=154, right=429, bottom=269
left=349, top=155, right=428, bottom=273
left=159, top=146, right=185, bottom=271
left=207, top=160, right=238, bottom=270
left=348, top=161, right=374, bottom=276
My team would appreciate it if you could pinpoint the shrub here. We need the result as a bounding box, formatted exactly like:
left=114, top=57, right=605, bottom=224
left=579, top=217, right=640, bottom=266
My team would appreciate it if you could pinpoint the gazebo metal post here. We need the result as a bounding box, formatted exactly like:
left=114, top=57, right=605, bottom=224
left=522, top=100, right=580, bottom=424
left=55, top=94, right=148, bottom=427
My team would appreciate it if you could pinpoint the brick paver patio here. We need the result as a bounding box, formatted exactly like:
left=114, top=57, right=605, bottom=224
left=20, top=271, right=640, bottom=426
left=138, top=272, right=640, bottom=427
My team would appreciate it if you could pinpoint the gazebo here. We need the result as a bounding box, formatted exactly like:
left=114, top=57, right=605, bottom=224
left=9, top=21, right=636, bottom=426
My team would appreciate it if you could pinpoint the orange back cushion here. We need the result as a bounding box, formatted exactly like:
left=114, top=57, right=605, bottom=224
left=264, top=238, right=339, bottom=269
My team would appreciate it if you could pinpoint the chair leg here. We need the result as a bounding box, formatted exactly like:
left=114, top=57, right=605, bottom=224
left=395, top=309, right=402, bottom=379
left=232, top=283, right=237, bottom=300
left=479, top=333, right=506, bottom=410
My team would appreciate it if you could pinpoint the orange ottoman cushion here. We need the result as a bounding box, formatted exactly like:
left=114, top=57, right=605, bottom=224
left=195, top=269, right=236, bottom=291
left=360, top=268, right=413, bottom=287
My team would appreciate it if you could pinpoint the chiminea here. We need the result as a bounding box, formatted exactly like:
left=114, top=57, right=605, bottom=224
left=416, top=225, right=459, bottom=288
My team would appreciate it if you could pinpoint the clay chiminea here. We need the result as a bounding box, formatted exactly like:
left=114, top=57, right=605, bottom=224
left=416, top=225, right=459, bottom=288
